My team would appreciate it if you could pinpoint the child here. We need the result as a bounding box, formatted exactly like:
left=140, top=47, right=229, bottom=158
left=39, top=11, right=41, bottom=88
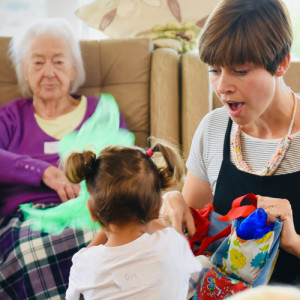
left=64, top=139, right=202, bottom=300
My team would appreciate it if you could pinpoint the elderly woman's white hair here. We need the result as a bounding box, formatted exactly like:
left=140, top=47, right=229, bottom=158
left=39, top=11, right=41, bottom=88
left=8, top=18, right=86, bottom=97
left=228, top=285, right=300, bottom=300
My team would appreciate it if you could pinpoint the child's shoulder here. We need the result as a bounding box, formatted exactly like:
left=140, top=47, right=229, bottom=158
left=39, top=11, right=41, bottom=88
left=72, top=244, right=105, bottom=261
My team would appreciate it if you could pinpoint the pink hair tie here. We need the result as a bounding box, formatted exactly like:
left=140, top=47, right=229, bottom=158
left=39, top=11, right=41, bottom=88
left=146, top=149, right=154, bottom=157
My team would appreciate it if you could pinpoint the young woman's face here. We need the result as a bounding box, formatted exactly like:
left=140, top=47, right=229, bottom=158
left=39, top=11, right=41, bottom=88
left=209, top=64, right=276, bottom=126
left=23, top=35, right=76, bottom=103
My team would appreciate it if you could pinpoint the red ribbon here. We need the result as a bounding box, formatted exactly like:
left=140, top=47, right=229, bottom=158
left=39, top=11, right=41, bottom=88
left=189, top=193, right=258, bottom=256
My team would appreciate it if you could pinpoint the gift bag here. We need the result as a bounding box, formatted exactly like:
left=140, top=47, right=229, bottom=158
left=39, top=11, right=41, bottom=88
left=191, top=193, right=282, bottom=300
left=188, top=203, right=231, bottom=257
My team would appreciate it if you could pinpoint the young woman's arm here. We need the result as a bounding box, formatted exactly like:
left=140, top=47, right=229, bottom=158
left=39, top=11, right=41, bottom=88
left=182, top=171, right=214, bottom=209
left=161, top=171, right=213, bottom=235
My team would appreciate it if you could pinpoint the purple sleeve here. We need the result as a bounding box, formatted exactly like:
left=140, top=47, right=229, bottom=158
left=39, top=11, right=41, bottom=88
left=0, top=102, right=51, bottom=186
left=119, top=113, right=127, bottom=129
left=0, top=149, right=50, bottom=186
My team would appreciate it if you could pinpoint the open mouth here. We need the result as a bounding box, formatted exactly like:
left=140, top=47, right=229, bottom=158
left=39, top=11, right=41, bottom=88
left=225, top=101, right=245, bottom=117
left=228, top=102, right=244, bottom=111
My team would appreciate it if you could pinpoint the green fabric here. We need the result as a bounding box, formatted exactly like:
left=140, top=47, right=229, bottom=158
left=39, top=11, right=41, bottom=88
left=20, top=94, right=135, bottom=234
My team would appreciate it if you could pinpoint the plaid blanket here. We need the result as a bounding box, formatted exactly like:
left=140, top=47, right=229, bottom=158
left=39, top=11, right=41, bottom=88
left=0, top=205, right=99, bottom=300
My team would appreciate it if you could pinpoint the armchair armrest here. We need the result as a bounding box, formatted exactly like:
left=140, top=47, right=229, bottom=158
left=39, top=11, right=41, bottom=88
left=150, top=48, right=180, bottom=145
left=181, top=51, right=212, bottom=160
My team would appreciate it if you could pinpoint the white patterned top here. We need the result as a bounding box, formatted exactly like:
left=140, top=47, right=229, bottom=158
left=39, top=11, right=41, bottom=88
left=187, top=106, right=300, bottom=194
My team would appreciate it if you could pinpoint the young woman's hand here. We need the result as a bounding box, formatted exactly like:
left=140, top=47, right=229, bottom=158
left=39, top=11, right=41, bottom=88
left=160, top=191, right=196, bottom=236
left=257, top=195, right=300, bottom=258
left=42, top=166, right=81, bottom=202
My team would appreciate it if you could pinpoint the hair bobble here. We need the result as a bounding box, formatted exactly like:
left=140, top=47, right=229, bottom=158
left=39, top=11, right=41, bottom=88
left=146, top=149, right=154, bottom=157
left=85, top=157, right=100, bottom=181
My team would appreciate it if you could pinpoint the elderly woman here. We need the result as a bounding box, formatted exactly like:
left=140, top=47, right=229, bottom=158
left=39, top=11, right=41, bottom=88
left=0, top=18, right=127, bottom=299
left=162, top=0, right=300, bottom=285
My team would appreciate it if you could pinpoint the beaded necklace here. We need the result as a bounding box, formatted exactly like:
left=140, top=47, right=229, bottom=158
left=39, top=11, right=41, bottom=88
left=231, top=92, right=297, bottom=176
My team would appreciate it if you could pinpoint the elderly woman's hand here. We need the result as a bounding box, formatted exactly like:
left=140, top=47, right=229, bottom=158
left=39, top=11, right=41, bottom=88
left=42, top=166, right=81, bottom=202
left=257, top=195, right=300, bottom=258
left=160, top=191, right=196, bottom=236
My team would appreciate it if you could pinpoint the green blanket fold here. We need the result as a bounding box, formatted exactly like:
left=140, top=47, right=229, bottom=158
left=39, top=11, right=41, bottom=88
left=20, top=94, right=135, bottom=234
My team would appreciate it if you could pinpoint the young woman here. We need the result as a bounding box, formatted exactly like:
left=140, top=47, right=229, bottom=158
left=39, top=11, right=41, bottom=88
left=163, top=0, right=300, bottom=284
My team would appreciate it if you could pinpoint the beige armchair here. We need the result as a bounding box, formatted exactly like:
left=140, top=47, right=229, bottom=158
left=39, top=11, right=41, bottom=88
left=0, top=37, right=180, bottom=147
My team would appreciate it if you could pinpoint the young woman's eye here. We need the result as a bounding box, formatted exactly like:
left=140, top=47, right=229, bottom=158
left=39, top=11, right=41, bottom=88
left=234, top=70, right=248, bottom=75
left=208, top=69, right=220, bottom=74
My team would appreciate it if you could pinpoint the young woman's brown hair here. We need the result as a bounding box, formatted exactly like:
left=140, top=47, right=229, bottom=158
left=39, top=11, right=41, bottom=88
left=64, top=138, right=184, bottom=228
left=199, top=0, right=292, bottom=74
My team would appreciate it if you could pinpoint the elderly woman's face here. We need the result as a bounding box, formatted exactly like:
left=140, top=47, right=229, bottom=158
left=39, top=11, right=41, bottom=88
left=23, top=35, right=76, bottom=102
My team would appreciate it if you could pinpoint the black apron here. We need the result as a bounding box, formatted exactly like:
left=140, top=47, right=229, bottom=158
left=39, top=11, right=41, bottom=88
left=213, top=118, right=300, bottom=284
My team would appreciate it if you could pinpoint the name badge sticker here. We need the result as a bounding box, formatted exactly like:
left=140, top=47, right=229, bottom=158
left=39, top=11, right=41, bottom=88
left=44, top=141, right=59, bottom=154
left=112, top=261, right=161, bottom=291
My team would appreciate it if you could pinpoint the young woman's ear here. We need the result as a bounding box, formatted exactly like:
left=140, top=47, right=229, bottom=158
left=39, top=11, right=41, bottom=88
left=87, top=199, right=98, bottom=222
left=275, top=53, right=291, bottom=77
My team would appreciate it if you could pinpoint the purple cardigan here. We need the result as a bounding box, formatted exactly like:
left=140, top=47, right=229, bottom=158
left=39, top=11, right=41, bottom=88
left=0, top=95, right=127, bottom=217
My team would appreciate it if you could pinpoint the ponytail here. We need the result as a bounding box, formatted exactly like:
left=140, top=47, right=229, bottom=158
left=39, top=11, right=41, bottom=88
left=146, top=137, right=185, bottom=190
left=64, top=150, right=97, bottom=183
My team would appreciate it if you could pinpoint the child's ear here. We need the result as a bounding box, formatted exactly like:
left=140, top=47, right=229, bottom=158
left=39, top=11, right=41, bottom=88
left=87, top=199, right=98, bottom=222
